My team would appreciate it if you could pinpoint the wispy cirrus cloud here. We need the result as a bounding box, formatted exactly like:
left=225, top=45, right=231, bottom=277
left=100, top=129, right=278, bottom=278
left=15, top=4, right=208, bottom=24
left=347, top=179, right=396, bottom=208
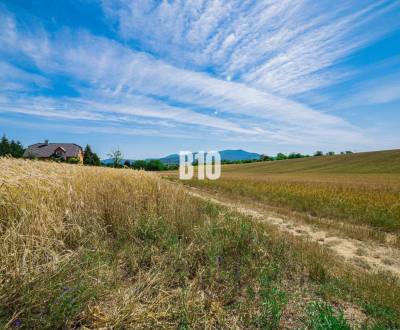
left=103, top=0, right=400, bottom=96
left=0, top=10, right=250, bottom=136
left=0, top=7, right=365, bottom=146
left=343, top=74, right=400, bottom=107
left=0, top=1, right=399, bottom=152
left=0, top=61, right=50, bottom=92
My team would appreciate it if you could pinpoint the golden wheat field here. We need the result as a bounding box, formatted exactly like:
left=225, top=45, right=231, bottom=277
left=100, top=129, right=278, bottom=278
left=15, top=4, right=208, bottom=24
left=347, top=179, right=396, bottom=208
left=175, top=151, right=400, bottom=246
left=1, top=157, right=400, bottom=329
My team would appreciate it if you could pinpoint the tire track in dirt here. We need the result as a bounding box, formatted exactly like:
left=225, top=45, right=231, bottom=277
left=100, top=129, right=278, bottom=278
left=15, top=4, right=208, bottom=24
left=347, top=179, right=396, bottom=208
left=187, top=187, right=400, bottom=277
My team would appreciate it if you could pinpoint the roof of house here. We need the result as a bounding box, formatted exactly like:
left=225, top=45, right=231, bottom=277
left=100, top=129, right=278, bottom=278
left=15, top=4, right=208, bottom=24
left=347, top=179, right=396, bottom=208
left=23, top=143, right=82, bottom=158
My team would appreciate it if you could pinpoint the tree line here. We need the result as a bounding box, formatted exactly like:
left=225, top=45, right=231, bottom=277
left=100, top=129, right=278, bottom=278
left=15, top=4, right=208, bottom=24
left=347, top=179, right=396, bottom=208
left=259, top=150, right=353, bottom=162
left=1, top=133, right=354, bottom=170
left=127, top=159, right=178, bottom=171
left=220, top=150, right=353, bottom=165
left=105, top=149, right=177, bottom=171
left=0, top=135, right=24, bottom=158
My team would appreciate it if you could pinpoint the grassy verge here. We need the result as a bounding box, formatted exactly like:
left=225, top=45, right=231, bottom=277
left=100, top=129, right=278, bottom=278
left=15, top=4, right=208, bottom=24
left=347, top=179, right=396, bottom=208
left=1, top=159, right=399, bottom=328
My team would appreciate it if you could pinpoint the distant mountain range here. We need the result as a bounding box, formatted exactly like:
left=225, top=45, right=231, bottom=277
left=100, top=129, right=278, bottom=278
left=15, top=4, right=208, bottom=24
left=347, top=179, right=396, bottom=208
left=101, top=149, right=260, bottom=165
left=158, top=149, right=261, bottom=165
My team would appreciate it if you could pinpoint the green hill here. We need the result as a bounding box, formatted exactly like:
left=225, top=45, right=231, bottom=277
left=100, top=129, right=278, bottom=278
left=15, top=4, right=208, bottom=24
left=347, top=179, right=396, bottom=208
left=222, top=149, right=400, bottom=174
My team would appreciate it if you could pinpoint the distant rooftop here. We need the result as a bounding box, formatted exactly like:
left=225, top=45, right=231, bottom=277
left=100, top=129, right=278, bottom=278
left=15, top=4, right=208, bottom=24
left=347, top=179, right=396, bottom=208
left=23, top=141, right=82, bottom=158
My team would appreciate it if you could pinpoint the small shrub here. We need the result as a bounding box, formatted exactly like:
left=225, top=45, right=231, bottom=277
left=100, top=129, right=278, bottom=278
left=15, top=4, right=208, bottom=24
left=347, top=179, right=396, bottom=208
left=306, top=301, right=351, bottom=330
left=252, top=270, right=288, bottom=329
left=67, top=157, right=80, bottom=164
left=363, top=303, right=399, bottom=329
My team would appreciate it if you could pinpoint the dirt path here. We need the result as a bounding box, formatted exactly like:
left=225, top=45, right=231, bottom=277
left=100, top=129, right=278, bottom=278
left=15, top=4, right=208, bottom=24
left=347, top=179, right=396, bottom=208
left=187, top=187, right=400, bottom=277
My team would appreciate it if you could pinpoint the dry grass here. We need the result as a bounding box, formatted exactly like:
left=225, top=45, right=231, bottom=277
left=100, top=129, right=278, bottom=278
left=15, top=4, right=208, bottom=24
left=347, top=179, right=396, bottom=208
left=0, top=158, right=203, bottom=328
left=181, top=175, right=400, bottom=244
left=170, top=151, right=400, bottom=247
left=1, top=158, right=400, bottom=328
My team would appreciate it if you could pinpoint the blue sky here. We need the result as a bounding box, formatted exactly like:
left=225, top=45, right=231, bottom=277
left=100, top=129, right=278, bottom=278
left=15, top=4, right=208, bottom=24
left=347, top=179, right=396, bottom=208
left=0, top=0, right=399, bottom=159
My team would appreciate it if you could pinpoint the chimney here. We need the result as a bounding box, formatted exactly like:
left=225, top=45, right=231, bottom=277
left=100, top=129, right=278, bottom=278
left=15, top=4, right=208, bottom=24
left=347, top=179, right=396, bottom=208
left=44, top=139, right=49, bottom=145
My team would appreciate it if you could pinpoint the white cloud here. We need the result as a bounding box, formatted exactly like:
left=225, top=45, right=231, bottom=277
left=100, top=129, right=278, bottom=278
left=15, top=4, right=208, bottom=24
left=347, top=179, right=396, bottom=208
left=366, top=84, right=400, bottom=105
left=103, top=0, right=400, bottom=96
left=0, top=4, right=384, bottom=148
left=339, top=74, right=400, bottom=108
left=0, top=61, right=50, bottom=91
